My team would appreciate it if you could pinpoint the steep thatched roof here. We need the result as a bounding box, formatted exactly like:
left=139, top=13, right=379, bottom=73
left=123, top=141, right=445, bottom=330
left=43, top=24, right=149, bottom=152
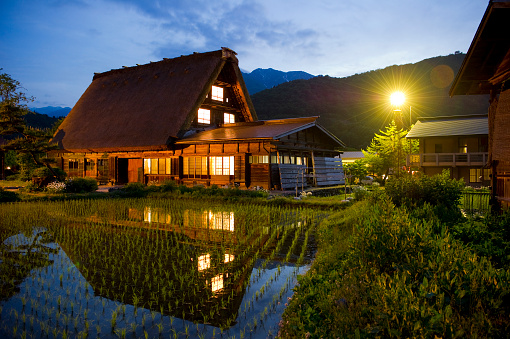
left=52, top=48, right=256, bottom=152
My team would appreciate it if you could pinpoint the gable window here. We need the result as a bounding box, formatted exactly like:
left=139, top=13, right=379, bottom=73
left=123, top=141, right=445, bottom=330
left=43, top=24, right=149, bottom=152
left=224, top=113, right=235, bottom=124
left=198, top=108, right=211, bottom=124
left=211, top=86, right=223, bottom=102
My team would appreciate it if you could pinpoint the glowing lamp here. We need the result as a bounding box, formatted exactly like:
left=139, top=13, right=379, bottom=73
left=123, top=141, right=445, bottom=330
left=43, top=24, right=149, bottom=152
left=390, top=91, right=405, bottom=107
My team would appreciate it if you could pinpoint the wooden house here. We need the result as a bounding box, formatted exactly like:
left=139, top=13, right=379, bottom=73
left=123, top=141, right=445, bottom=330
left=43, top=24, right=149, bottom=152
left=450, top=0, right=510, bottom=208
left=406, top=115, right=489, bottom=187
left=50, top=48, right=344, bottom=190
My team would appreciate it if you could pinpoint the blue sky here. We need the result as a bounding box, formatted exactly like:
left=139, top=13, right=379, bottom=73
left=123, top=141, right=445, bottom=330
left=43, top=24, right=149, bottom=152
left=0, top=0, right=488, bottom=108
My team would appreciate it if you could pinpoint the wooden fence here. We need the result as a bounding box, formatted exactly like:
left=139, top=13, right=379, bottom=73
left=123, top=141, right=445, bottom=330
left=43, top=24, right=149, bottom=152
left=313, top=157, right=344, bottom=187
left=277, top=157, right=345, bottom=191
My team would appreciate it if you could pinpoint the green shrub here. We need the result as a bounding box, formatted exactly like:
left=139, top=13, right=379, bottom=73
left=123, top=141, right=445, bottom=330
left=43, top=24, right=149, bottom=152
left=159, top=180, right=177, bottom=192
left=451, top=209, right=510, bottom=268
left=281, top=197, right=510, bottom=338
left=352, top=185, right=369, bottom=200
left=116, top=182, right=147, bottom=197
left=65, top=177, right=98, bottom=193
left=385, top=170, right=464, bottom=223
left=0, top=187, right=20, bottom=202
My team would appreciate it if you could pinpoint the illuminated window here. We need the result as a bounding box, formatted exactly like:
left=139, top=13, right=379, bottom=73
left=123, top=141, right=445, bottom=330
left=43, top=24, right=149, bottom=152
left=211, top=274, right=223, bottom=292
left=470, top=169, right=482, bottom=183
left=224, top=113, right=235, bottom=124
left=249, top=155, right=269, bottom=164
left=198, top=108, right=211, bottom=124
left=211, top=86, right=223, bottom=101
left=198, top=254, right=210, bottom=271
left=458, top=138, right=468, bottom=153
left=209, top=156, right=234, bottom=175
left=183, top=157, right=208, bottom=178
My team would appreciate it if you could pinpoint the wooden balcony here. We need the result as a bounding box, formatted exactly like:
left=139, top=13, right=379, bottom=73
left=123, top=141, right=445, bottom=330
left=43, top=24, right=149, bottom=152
left=407, top=152, right=488, bottom=167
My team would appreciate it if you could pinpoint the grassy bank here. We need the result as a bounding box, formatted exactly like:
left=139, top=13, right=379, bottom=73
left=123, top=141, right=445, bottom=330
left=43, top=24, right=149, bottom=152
left=278, top=191, right=510, bottom=338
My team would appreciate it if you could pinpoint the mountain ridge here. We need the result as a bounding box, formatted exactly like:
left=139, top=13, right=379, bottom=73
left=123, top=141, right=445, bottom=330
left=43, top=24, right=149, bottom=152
left=251, top=52, right=488, bottom=149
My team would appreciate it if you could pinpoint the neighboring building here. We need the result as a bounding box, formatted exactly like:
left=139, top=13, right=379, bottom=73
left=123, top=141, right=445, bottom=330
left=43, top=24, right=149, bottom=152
left=406, top=115, right=489, bottom=187
left=50, top=48, right=344, bottom=190
left=450, top=1, right=510, bottom=208
left=340, top=151, right=364, bottom=164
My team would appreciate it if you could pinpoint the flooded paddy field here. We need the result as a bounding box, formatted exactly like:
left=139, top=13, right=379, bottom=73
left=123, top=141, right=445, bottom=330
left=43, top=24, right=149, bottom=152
left=0, top=198, right=322, bottom=338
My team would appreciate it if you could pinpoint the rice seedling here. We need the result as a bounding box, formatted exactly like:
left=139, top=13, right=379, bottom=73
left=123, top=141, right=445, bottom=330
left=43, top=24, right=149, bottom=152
left=0, top=197, right=321, bottom=339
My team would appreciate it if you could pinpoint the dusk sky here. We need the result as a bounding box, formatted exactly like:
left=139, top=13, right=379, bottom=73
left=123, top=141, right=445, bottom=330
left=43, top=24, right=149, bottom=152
left=1, top=0, right=488, bottom=108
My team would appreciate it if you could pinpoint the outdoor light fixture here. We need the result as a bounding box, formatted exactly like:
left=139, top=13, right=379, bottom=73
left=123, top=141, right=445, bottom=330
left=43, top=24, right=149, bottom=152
left=390, top=91, right=406, bottom=107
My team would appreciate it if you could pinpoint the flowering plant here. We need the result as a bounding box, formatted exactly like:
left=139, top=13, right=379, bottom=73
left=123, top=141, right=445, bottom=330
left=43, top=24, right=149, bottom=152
left=46, top=181, right=66, bottom=194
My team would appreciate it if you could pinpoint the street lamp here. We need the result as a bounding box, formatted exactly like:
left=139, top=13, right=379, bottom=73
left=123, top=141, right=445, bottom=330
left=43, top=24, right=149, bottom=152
left=390, top=92, right=405, bottom=177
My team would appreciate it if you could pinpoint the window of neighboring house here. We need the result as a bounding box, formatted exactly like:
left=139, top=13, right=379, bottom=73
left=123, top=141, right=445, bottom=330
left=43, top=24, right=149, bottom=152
left=458, top=138, right=467, bottom=153
left=224, top=113, right=235, bottom=124
left=211, top=86, right=223, bottom=102
left=434, top=144, right=443, bottom=153
left=470, top=168, right=482, bottom=183
left=209, top=156, right=234, bottom=175
left=198, top=108, right=211, bottom=124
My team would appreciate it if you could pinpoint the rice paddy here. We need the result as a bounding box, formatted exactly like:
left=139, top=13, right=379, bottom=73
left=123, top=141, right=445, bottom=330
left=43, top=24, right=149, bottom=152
left=0, top=198, right=322, bottom=338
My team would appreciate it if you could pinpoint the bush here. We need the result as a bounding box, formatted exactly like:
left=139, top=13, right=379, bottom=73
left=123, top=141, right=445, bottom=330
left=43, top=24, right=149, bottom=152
left=65, top=177, right=98, bottom=193
left=352, top=185, right=369, bottom=200
left=0, top=187, right=20, bottom=202
left=452, top=209, right=510, bottom=268
left=116, top=182, right=148, bottom=197
left=159, top=180, right=177, bottom=192
left=45, top=181, right=66, bottom=194
left=281, top=197, right=510, bottom=338
left=385, top=170, right=464, bottom=223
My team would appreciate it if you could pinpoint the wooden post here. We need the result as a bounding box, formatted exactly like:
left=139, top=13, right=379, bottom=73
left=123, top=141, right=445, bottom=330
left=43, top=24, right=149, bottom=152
left=311, top=151, right=317, bottom=187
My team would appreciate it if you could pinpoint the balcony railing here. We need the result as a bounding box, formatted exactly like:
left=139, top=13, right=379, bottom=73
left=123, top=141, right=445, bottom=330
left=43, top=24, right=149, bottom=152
left=407, top=152, right=488, bottom=167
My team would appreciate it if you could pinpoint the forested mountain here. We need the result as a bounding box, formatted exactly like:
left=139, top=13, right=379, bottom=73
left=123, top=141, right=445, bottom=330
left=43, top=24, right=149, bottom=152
left=242, top=68, right=315, bottom=94
left=251, top=53, right=489, bottom=149
left=31, top=106, right=71, bottom=117
left=24, top=112, right=62, bottom=130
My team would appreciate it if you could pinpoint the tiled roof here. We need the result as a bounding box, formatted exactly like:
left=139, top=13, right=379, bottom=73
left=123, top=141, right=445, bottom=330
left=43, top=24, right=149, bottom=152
left=406, top=115, right=488, bottom=138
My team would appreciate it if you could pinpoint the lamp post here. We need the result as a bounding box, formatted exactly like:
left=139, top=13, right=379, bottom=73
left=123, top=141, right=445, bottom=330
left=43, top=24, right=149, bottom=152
left=390, top=92, right=405, bottom=176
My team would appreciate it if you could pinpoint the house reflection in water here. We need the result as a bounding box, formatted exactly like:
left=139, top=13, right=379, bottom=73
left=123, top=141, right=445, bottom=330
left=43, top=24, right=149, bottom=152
left=56, top=207, right=268, bottom=328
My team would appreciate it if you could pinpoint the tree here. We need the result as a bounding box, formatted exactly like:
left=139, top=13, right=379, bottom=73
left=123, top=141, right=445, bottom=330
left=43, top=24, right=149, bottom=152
left=343, top=159, right=368, bottom=185
left=0, top=70, right=58, bottom=180
left=363, top=120, right=418, bottom=182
